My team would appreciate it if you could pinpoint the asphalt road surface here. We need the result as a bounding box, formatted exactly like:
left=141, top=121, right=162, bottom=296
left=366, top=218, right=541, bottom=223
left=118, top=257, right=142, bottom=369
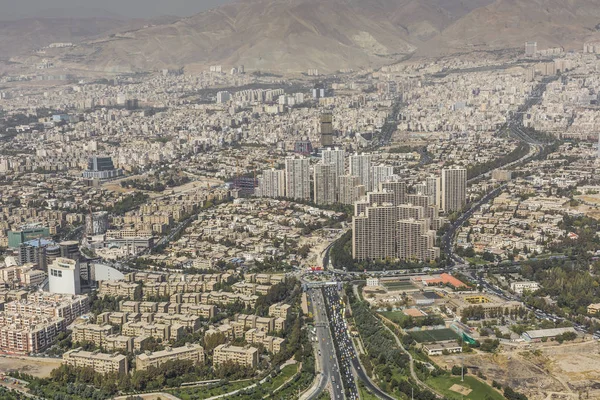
left=309, top=288, right=345, bottom=400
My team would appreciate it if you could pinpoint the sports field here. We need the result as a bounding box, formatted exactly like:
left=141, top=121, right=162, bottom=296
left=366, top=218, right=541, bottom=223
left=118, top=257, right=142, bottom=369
left=379, top=310, right=407, bottom=324
left=382, top=281, right=416, bottom=291
left=410, top=328, right=459, bottom=343
left=426, top=376, right=504, bottom=400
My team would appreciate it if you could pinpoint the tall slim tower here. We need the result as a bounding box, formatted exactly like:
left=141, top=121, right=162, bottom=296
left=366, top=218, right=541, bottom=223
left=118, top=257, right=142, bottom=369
left=259, top=169, right=286, bottom=198
left=322, top=147, right=345, bottom=177
left=314, top=164, right=337, bottom=205
left=339, top=175, right=365, bottom=205
left=371, top=165, right=394, bottom=192
left=285, top=157, right=311, bottom=201
left=349, top=153, right=372, bottom=191
left=320, top=113, right=334, bottom=148
left=441, top=168, right=467, bottom=213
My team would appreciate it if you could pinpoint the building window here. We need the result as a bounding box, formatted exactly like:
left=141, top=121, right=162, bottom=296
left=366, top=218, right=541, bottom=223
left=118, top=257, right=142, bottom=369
left=51, top=269, right=62, bottom=278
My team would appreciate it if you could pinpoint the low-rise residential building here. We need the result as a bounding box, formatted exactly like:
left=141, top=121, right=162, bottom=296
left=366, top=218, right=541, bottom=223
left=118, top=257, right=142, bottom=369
left=63, top=348, right=128, bottom=374
left=588, top=303, right=600, bottom=314
left=213, top=344, right=258, bottom=368
left=99, top=281, right=141, bottom=299
left=136, top=343, right=205, bottom=371
left=104, top=335, right=134, bottom=352
left=510, top=281, right=540, bottom=295
left=71, top=323, right=113, bottom=347
left=268, top=303, right=291, bottom=319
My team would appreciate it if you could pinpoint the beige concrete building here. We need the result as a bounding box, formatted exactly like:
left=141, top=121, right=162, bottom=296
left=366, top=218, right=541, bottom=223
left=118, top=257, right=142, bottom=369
left=314, top=163, right=337, bottom=205
left=213, top=344, right=258, bottom=368
left=136, top=343, right=205, bottom=371
left=268, top=303, right=291, bottom=319
left=353, top=204, right=397, bottom=261
left=104, top=334, right=134, bottom=352
left=441, top=168, right=467, bottom=213
left=99, top=281, right=141, bottom=299
left=397, top=219, right=439, bottom=262
left=71, top=323, right=113, bottom=347
left=63, top=348, right=128, bottom=374
left=339, top=175, right=365, bottom=206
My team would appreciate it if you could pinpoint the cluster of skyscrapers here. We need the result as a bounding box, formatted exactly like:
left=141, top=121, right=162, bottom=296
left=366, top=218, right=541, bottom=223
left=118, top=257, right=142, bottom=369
left=256, top=146, right=467, bottom=263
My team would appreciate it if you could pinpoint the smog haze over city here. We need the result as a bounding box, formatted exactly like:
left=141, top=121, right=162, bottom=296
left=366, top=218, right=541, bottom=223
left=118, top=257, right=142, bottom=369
left=0, top=1, right=600, bottom=400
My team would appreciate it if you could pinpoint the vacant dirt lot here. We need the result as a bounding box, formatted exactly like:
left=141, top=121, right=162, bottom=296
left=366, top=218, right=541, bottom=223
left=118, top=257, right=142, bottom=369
left=433, top=339, right=600, bottom=400
left=0, top=355, right=62, bottom=378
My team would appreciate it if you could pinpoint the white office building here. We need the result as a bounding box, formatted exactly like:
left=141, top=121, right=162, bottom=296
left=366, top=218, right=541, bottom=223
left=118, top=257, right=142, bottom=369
left=48, top=257, right=81, bottom=295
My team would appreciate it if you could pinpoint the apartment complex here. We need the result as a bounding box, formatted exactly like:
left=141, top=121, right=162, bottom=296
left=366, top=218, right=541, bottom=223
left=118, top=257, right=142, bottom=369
left=213, top=344, right=258, bottom=368
left=0, top=293, right=89, bottom=354
left=441, top=168, right=467, bottom=213
left=352, top=186, right=440, bottom=262
left=268, top=303, right=291, bottom=319
left=63, top=348, right=128, bottom=374
left=313, top=163, right=337, bottom=205
left=349, top=153, right=372, bottom=191
left=136, top=343, right=205, bottom=371
left=71, top=323, right=113, bottom=347
left=284, top=157, right=310, bottom=200
left=258, top=168, right=285, bottom=198
left=0, top=313, right=65, bottom=354
left=339, top=175, right=365, bottom=205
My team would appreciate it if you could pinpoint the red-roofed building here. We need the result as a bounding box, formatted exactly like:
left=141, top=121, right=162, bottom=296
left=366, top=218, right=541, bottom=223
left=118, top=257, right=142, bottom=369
left=422, top=273, right=466, bottom=288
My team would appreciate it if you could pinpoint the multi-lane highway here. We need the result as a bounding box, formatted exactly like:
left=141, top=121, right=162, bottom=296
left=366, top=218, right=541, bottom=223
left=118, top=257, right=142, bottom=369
left=321, top=285, right=359, bottom=400
left=308, top=288, right=345, bottom=400
left=322, top=285, right=396, bottom=400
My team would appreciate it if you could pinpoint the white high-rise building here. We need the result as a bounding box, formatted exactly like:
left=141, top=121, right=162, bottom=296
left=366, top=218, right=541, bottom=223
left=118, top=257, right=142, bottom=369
left=314, top=164, right=337, bottom=205
left=349, top=153, right=372, bottom=191
left=353, top=204, right=397, bottom=261
left=371, top=165, right=394, bottom=192
left=379, top=180, right=407, bottom=206
left=525, top=41, right=537, bottom=57
left=48, top=257, right=81, bottom=295
left=285, top=157, right=311, bottom=201
left=441, top=168, right=467, bottom=213
left=396, top=219, right=439, bottom=262
left=258, top=169, right=285, bottom=198
left=322, top=147, right=345, bottom=178
left=426, top=176, right=442, bottom=207
left=339, top=175, right=365, bottom=205
left=216, top=91, right=231, bottom=104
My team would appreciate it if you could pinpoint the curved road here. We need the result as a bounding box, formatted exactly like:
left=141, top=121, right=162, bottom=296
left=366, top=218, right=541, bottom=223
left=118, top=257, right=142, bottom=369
left=377, top=314, right=444, bottom=398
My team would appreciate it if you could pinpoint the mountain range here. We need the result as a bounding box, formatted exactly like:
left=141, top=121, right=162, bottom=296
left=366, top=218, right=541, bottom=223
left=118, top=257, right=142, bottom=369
left=4, top=0, right=600, bottom=73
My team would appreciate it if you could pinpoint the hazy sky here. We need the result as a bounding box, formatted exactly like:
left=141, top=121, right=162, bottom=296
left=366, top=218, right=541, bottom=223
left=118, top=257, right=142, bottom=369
left=0, top=0, right=235, bottom=19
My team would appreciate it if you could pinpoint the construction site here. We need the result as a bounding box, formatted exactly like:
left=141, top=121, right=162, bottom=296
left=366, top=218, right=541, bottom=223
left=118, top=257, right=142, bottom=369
left=432, top=338, right=600, bottom=400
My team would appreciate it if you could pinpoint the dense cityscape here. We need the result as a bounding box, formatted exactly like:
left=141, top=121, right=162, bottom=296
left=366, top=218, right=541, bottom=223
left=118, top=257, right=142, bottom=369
left=1, top=2, right=600, bottom=399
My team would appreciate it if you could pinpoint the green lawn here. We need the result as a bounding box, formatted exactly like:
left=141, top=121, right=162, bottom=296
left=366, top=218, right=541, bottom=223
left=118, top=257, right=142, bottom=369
left=383, top=281, right=417, bottom=291
left=410, top=328, right=459, bottom=343
left=168, top=379, right=254, bottom=400
left=262, top=363, right=299, bottom=392
left=466, top=257, right=489, bottom=266
left=379, top=310, right=408, bottom=325
left=426, top=375, right=504, bottom=400
left=169, top=363, right=298, bottom=399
